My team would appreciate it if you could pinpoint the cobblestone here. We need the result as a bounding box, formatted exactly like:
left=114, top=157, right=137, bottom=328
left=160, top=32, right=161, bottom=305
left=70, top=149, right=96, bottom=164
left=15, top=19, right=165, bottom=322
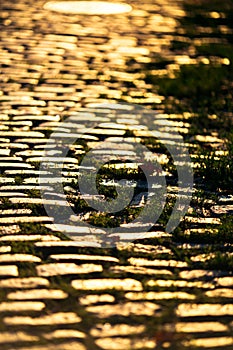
left=17, top=343, right=86, bottom=350
left=0, top=265, right=19, bottom=277
left=3, top=312, right=82, bottom=325
left=0, top=332, right=39, bottom=344
left=0, top=254, right=41, bottom=262
left=0, top=277, right=49, bottom=289
left=86, top=301, right=161, bottom=317
left=0, top=0, right=232, bottom=348
left=36, top=262, right=103, bottom=276
left=176, top=303, right=233, bottom=317
left=7, top=289, right=68, bottom=300
left=0, top=301, right=45, bottom=312
left=72, top=278, right=143, bottom=291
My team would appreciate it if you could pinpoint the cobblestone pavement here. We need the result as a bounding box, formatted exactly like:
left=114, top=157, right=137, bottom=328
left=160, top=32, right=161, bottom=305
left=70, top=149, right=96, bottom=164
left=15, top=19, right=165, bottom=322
left=0, top=0, right=233, bottom=349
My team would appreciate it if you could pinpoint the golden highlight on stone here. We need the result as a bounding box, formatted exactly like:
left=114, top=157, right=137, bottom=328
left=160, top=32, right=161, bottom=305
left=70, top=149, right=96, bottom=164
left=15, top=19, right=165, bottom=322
left=44, top=1, right=132, bottom=15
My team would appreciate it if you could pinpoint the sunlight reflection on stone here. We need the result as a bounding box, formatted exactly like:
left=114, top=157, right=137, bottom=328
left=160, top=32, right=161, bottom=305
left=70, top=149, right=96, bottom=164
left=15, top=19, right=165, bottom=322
left=79, top=294, right=115, bottom=305
left=209, top=11, right=221, bottom=19
left=214, top=276, right=233, bottom=287
left=175, top=55, right=197, bottom=65
left=7, top=289, right=68, bottom=300
left=91, top=323, right=145, bottom=337
left=177, top=303, right=233, bottom=317
left=110, top=266, right=172, bottom=276
left=190, top=253, right=216, bottom=262
left=43, top=329, right=85, bottom=339
left=176, top=321, right=228, bottom=333
left=86, top=301, right=161, bottom=317
left=3, top=312, right=81, bottom=325
left=129, top=258, right=188, bottom=268
left=0, top=332, right=38, bottom=344
left=72, top=278, right=142, bottom=291
left=205, top=288, right=233, bottom=298
left=125, top=291, right=196, bottom=300
left=148, top=280, right=214, bottom=289
left=183, top=337, right=233, bottom=348
left=0, top=301, right=45, bottom=312
left=44, top=1, right=132, bottom=15
left=179, top=270, right=219, bottom=280
left=95, top=337, right=156, bottom=350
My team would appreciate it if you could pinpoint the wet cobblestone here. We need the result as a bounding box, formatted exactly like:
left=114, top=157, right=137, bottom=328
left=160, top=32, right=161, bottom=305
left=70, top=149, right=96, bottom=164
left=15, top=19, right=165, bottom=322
left=0, top=0, right=233, bottom=349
